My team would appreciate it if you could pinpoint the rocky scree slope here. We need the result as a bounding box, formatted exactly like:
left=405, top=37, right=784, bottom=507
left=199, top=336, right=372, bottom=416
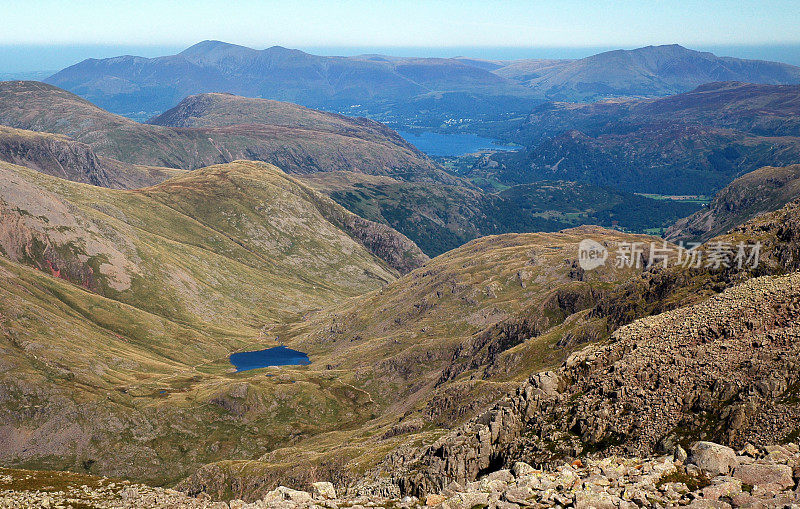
left=348, top=199, right=800, bottom=496
left=4, top=440, right=800, bottom=507
left=369, top=267, right=800, bottom=496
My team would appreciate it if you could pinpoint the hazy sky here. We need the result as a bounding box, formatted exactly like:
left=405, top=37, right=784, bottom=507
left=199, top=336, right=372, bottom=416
left=2, top=0, right=799, bottom=48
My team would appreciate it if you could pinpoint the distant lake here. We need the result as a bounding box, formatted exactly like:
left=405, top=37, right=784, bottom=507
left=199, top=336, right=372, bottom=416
left=229, top=345, right=310, bottom=372
left=397, top=130, right=520, bottom=157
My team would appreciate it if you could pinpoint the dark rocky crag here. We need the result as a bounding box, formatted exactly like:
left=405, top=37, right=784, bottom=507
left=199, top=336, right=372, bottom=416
left=0, top=125, right=181, bottom=189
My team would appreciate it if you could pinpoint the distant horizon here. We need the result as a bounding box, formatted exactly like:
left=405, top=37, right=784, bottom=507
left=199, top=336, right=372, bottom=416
left=4, top=41, right=800, bottom=74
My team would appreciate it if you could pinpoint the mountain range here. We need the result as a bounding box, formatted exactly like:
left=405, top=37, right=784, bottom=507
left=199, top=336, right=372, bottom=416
left=44, top=42, right=800, bottom=123
left=494, top=44, right=800, bottom=100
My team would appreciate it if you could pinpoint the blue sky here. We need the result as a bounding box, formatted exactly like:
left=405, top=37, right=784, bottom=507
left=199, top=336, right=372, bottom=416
left=2, top=0, right=798, bottom=48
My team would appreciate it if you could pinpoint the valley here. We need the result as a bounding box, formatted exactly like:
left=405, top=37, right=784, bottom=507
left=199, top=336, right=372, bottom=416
left=1, top=18, right=800, bottom=509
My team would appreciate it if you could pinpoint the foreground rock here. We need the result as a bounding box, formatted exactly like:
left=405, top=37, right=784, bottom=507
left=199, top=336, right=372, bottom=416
left=3, top=441, right=799, bottom=507
left=373, top=271, right=800, bottom=495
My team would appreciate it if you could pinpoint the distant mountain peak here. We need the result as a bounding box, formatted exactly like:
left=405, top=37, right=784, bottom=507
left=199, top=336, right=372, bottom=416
left=178, top=40, right=259, bottom=66
left=179, top=39, right=248, bottom=54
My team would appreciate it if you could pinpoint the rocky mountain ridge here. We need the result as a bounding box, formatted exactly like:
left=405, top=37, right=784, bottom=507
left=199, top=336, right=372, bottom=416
left=0, top=124, right=184, bottom=189
left=366, top=267, right=800, bottom=497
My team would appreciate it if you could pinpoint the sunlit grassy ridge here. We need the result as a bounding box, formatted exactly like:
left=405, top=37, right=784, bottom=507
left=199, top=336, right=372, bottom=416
left=0, top=159, right=414, bottom=330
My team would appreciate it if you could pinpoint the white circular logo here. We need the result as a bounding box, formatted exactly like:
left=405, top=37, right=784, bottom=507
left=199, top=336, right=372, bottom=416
left=578, top=239, right=608, bottom=271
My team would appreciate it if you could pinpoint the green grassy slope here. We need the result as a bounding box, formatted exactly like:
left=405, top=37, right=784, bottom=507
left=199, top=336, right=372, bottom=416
left=0, top=159, right=427, bottom=330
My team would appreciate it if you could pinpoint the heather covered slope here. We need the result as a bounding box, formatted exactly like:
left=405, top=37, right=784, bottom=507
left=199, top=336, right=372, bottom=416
left=0, top=124, right=183, bottom=188
left=0, top=81, right=445, bottom=181
left=666, top=164, right=800, bottom=243
left=0, top=250, right=394, bottom=487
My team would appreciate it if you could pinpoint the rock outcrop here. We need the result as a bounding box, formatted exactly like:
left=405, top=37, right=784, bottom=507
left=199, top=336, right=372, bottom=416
left=0, top=125, right=180, bottom=189
left=4, top=440, right=800, bottom=507
left=369, top=270, right=800, bottom=496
